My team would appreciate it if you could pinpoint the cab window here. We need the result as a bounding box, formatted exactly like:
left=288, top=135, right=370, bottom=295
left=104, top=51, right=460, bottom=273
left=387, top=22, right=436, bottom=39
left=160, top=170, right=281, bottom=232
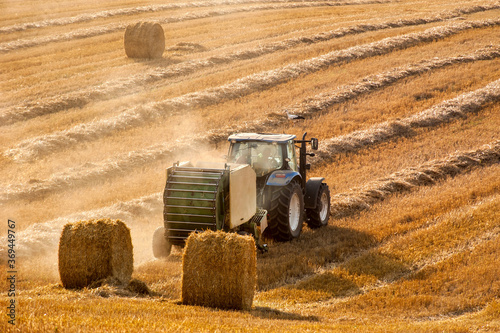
left=229, top=142, right=283, bottom=177
left=286, top=141, right=298, bottom=171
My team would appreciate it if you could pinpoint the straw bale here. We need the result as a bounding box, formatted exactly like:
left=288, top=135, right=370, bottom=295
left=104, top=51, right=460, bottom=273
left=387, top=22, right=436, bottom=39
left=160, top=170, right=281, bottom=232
left=124, top=22, right=165, bottom=59
left=182, top=231, right=256, bottom=310
left=58, top=218, right=133, bottom=289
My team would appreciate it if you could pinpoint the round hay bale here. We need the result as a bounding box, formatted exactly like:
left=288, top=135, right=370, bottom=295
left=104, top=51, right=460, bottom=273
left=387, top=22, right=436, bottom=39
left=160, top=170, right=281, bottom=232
left=58, top=218, right=133, bottom=289
left=182, top=230, right=256, bottom=310
left=124, top=22, right=165, bottom=59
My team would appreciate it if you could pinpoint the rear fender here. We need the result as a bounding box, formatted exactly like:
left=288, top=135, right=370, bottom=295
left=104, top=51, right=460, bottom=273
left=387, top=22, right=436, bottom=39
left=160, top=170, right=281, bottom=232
left=305, top=177, right=325, bottom=209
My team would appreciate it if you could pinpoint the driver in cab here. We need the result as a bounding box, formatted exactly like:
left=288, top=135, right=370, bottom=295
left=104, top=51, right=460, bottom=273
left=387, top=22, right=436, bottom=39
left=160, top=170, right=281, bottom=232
left=254, top=146, right=279, bottom=172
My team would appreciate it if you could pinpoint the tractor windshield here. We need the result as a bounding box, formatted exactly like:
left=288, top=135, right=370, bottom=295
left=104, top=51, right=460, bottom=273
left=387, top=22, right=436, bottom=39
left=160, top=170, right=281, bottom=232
left=228, top=141, right=283, bottom=177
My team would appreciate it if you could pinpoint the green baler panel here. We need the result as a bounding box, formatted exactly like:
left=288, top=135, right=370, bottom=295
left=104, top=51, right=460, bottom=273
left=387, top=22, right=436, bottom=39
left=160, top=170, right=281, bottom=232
left=163, top=166, right=228, bottom=245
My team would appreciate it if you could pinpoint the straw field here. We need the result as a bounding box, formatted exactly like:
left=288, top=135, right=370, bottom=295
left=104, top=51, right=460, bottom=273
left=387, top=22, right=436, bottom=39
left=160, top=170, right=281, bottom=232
left=1, top=0, right=499, bottom=331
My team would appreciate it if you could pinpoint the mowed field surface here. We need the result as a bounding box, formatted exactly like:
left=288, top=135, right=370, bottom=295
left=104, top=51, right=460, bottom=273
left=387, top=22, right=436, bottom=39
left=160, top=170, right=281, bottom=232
left=1, top=0, right=500, bottom=331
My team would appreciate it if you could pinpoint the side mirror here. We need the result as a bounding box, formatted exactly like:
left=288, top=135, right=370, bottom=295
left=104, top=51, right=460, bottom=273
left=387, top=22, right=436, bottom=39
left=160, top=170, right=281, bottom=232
left=311, top=138, right=318, bottom=150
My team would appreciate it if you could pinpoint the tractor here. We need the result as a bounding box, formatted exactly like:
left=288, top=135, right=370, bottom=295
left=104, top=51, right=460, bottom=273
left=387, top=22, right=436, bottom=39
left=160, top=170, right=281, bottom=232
left=152, top=132, right=331, bottom=257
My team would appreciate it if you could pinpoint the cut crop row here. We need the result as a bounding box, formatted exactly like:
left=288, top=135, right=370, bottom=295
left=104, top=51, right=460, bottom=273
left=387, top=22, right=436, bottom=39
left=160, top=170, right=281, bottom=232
left=0, top=1, right=379, bottom=53
left=2, top=75, right=498, bottom=205
left=2, top=4, right=496, bottom=125
left=6, top=19, right=499, bottom=162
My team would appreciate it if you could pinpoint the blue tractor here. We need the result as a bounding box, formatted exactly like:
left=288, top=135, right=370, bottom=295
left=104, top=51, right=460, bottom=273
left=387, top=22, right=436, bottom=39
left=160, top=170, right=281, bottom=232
left=226, top=132, right=331, bottom=240
left=153, top=132, right=330, bottom=257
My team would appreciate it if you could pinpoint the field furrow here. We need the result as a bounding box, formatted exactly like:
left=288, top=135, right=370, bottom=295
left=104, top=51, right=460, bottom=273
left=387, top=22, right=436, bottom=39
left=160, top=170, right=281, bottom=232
left=0, top=0, right=342, bottom=34
left=316, top=76, right=500, bottom=159
left=2, top=63, right=498, bottom=204
left=0, top=1, right=385, bottom=53
left=329, top=140, right=500, bottom=218
left=210, top=46, right=500, bottom=139
left=5, top=19, right=499, bottom=162
left=0, top=141, right=197, bottom=204
left=2, top=4, right=498, bottom=124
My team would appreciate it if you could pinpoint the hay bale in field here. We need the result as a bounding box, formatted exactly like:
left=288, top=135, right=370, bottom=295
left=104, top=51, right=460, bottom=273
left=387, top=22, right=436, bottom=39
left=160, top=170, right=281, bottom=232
left=58, top=218, right=133, bottom=289
left=182, top=231, right=256, bottom=310
left=124, top=22, right=165, bottom=59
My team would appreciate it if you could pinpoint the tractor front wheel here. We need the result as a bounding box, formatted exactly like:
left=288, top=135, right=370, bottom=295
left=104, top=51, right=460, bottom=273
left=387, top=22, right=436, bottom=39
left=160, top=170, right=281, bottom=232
left=152, top=226, right=172, bottom=258
left=265, top=180, right=304, bottom=241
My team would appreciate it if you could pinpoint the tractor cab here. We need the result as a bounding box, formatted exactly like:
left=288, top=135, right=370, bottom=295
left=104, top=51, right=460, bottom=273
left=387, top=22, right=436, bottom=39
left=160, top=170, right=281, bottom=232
left=226, top=133, right=329, bottom=241
left=227, top=133, right=297, bottom=177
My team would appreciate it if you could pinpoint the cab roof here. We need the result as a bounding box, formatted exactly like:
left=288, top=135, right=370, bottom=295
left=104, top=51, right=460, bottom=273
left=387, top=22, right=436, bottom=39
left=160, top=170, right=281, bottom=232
left=228, top=133, right=296, bottom=143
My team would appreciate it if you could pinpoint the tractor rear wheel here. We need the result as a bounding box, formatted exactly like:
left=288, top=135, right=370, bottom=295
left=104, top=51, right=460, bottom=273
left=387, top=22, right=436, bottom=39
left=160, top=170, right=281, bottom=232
left=306, top=183, right=331, bottom=228
left=265, top=180, right=304, bottom=241
left=152, top=226, right=171, bottom=258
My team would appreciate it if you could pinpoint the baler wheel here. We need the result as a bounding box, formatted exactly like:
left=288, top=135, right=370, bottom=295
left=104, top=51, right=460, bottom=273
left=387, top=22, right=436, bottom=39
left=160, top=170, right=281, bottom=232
left=153, top=226, right=171, bottom=258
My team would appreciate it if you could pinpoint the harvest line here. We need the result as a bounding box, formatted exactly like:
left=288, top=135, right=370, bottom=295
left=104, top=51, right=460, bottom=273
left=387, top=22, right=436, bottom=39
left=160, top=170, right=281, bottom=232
left=1, top=76, right=499, bottom=204
left=330, top=140, right=500, bottom=218
left=2, top=4, right=498, bottom=125
left=5, top=19, right=499, bottom=161
left=208, top=46, right=500, bottom=141
left=2, top=142, right=499, bottom=266
left=0, top=0, right=359, bottom=35
left=0, top=1, right=383, bottom=53
left=315, top=76, right=500, bottom=159
left=0, top=193, right=162, bottom=262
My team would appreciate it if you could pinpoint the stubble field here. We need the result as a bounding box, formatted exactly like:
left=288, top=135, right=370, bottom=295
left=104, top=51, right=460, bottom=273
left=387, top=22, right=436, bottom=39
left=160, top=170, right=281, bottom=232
left=1, top=0, right=499, bottom=331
